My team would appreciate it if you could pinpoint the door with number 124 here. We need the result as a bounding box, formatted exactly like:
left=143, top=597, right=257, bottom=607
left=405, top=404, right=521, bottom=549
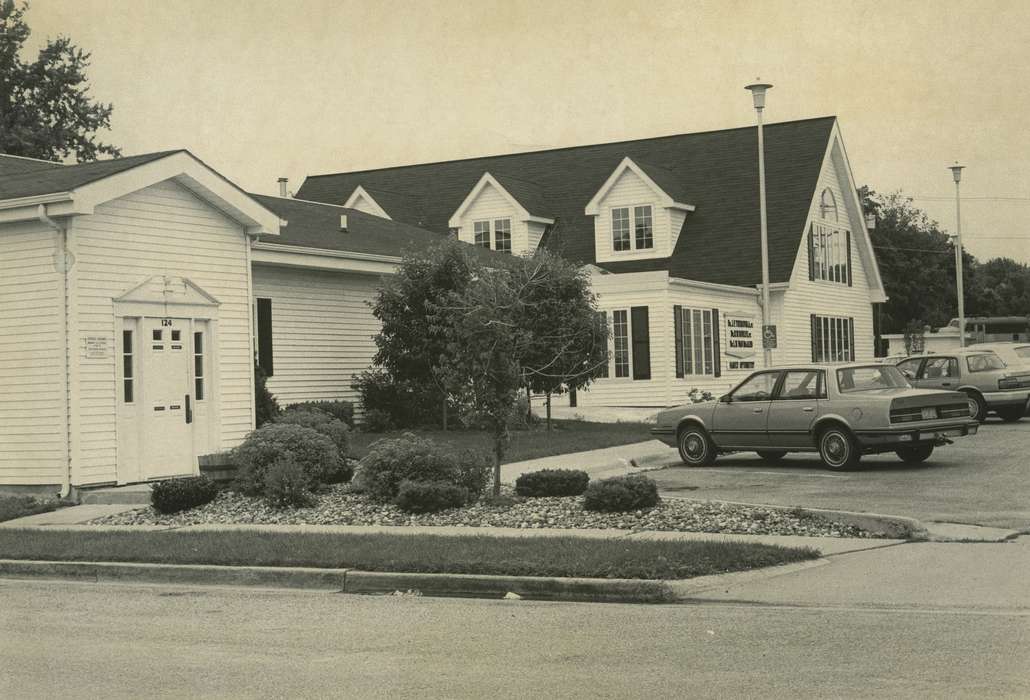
left=141, top=318, right=194, bottom=479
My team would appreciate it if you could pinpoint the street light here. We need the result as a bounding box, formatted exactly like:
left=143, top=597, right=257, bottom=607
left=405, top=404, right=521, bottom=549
left=949, top=163, right=965, bottom=347
left=746, top=80, right=774, bottom=367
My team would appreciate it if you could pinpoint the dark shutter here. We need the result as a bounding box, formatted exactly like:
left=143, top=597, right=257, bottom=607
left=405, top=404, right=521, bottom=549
left=673, top=306, right=683, bottom=378
left=257, top=298, right=274, bottom=377
left=808, top=226, right=816, bottom=281
left=711, top=308, right=721, bottom=377
left=846, top=230, right=853, bottom=286
left=848, top=317, right=856, bottom=361
left=630, top=306, right=651, bottom=380
left=810, top=314, right=820, bottom=362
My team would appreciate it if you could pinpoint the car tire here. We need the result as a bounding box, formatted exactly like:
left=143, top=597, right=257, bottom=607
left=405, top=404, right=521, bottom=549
left=678, top=424, right=716, bottom=466
left=895, top=444, right=934, bottom=464
left=995, top=406, right=1025, bottom=423
left=817, top=426, right=862, bottom=471
left=964, top=391, right=988, bottom=423
left=756, top=450, right=787, bottom=463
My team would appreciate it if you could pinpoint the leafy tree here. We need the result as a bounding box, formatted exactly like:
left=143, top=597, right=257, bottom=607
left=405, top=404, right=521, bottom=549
left=1, top=0, right=120, bottom=161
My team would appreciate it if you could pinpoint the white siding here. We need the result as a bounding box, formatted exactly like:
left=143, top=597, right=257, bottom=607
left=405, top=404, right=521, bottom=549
left=527, top=221, right=547, bottom=253
left=454, top=182, right=527, bottom=255
left=252, top=264, right=382, bottom=411
left=0, top=220, right=66, bottom=485
left=776, top=138, right=876, bottom=365
left=349, top=193, right=389, bottom=219
left=72, top=180, right=253, bottom=484
left=592, top=169, right=672, bottom=264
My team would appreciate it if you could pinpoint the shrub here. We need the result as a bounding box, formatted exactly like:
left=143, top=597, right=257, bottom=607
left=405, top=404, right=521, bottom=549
left=687, top=388, right=716, bottom=404
left=275, top=409, right=351, bottom=459
left=232, top=423, right=345, bottom=496
left=394, top=480, right=468, bottom=513
left=582, top=475, right=660, bottom=512
left=255, top=363, right=280, bottom=427
left=151, top=476, right=219, bottom=514
left=515, top=469, right=590, bottom=498
left=453, top=449, right=492, bottom=503
left=361, top=408, right=395, bottom=433
left=354, top=433, right=488, bottom=503
left=284, top=400, right=354, bottom=427
left=262, top=456, right=316, bottom=508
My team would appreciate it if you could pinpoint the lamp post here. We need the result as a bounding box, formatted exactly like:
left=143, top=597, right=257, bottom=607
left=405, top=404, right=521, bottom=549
left=949, top=163, right=965, bottom=347
left=746, top=80, right=774, bottom=367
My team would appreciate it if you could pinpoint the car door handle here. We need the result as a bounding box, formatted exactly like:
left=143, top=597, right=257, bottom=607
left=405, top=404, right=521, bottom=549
left=941, top=382, right=952, bottom=387
left=802, top=406, right=814, bottom=412
left=752, top=408, right=764, bottom=414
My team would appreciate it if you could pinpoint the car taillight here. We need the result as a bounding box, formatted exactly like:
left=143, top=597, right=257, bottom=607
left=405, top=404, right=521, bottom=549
left=999, top=375, right=1030, bottom=390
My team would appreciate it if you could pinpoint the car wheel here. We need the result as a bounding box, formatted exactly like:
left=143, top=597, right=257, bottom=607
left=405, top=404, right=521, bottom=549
left=964, top=391, right=988, bottom=423
left=895, top=444, right=934, bottom=464
left=678, top=425, right=716, bottom=466
left=995, top=406, right=1025, bottom=423
left=756, top=450, right=787, bottom=463
left=818, top=426, right=862, bottom=471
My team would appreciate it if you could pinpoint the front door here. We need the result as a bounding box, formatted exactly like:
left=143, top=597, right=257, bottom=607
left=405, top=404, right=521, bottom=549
left=141, top=317, right=194, bottom=479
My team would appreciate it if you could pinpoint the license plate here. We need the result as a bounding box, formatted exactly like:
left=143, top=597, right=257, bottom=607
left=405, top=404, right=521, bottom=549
left=921, top=407, right=937, bottom=420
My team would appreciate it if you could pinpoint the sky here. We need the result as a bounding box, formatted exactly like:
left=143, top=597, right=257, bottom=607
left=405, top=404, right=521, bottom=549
left=21, top=0, right=1030, bottom=264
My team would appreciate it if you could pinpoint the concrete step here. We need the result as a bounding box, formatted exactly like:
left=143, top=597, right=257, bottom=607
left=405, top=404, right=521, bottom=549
left=78, top=484, right=153, bottom=505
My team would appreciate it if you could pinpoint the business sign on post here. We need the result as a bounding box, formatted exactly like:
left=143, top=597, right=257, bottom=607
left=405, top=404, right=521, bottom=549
left=725, top=315, right=756, bottom=370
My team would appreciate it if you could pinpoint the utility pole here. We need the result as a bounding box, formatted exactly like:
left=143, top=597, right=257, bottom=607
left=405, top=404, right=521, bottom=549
left=949, top=163, right=965, bottom=347
left=746, top=80, right=774, bottom=366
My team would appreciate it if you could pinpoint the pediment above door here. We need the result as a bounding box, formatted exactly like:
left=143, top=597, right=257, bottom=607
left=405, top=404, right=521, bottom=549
left=113, top=275, right=221, bottom=318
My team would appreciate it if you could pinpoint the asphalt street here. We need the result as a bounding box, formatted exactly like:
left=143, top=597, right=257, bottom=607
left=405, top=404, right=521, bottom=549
left=649, top=418, right=1030, bottom=529
left=1, top=577, right=1028, bottom=699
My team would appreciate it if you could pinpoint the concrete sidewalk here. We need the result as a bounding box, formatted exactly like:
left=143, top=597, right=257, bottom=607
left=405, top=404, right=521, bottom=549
left=499, top=439, right=676, bottom=484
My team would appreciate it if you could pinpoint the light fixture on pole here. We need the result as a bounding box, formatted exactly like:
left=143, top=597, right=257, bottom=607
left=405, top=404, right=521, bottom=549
left=746, top=80, right=775, bottom=366
left=949, top=163, right=965, bottom=347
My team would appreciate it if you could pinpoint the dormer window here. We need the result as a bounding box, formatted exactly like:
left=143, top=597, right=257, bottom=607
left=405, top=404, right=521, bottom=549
left=474, top=220, right=490, bottom=248
left=472, top=218, right=513, bottom=254
left=611, top=205, right=653, bottom=252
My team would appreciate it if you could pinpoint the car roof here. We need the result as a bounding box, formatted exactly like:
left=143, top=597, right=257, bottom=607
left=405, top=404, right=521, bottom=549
left=760, top=362, right=888, bottom=372
left=969, top=342, right=1030, bottom=349
left=905, top=348, right=1001, bottom=358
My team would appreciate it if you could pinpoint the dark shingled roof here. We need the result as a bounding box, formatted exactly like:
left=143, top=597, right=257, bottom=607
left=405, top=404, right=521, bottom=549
left=489, top=172, right=551, bottom=219
left=249, top=194, right=448, bottom=258
left=296, top=117, right=837, bottom=286
left=0, top=154, right=64, bottom=178
left=0, top=151, right=182, bottom=200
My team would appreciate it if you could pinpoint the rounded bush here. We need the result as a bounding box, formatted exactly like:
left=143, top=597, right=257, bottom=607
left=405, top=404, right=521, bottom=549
left=284, top=400, right=354, bottom=427
left=275, top=409, right=351, bottom=460
left=394, top=480, right=468, bottom=513
left=151, top=475, right=219, bottom=514
left=232, top=423, right=347, bottom=496
left=582, top=475, right=660, bottom=512
left=361, top=408, right=396, bottom=433
left=262, top=456, right=316, bottom=509
left=354, top=433, right=490, bottom=503
left=515, top=469, right=589, bottom=497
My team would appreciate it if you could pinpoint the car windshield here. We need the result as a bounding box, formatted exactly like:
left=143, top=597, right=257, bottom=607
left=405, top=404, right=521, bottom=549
left=1015, top=346, right=1030, bottom=359
left=836, top=365, right=910, bottom=393
left=966, top=353, right=1005, bottom=372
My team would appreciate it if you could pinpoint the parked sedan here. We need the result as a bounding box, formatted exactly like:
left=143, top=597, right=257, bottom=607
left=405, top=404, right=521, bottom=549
left=651, top=363, right=978, bottom=471
left=896, top=349, right=1030, bottom=422
left=967, top=341, right=1030, bottom=372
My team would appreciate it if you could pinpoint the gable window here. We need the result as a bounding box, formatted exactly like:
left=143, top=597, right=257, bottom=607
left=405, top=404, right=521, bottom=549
left=494, top=218, right=512, bottom=253
left=611, top=205, right=653, bottom=252
left=809, top=188, right=851, bottom=285
left=634, top=205, right=653, bottom=249
left=474, top=220, right=491, bottom=248
left=674, top=306, right=721, bottom=377
left=811, top=315, right=855, bottom=362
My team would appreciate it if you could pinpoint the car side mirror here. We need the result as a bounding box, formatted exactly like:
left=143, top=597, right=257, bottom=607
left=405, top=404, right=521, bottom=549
left=719, top=395, right=732, bottom=404
left=901, top=370, right=915, bottom=380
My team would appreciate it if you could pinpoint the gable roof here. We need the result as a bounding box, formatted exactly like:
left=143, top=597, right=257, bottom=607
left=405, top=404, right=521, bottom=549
left=584, top=156, right=695, bottom=215
left=297, top=117, right=838, bottom=286
left=0, top=154, right=64, bottom=178
left=447, top=171, right=554, bottom=228
left=0, top=151, right=182, bottom=200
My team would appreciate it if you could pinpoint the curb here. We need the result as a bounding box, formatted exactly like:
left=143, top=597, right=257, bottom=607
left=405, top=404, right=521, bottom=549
left=0, top=559, right=677, bottom=603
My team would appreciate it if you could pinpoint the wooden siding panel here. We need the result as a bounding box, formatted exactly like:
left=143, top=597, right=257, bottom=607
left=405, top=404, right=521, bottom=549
left=0, top=220, right=66, bottom=485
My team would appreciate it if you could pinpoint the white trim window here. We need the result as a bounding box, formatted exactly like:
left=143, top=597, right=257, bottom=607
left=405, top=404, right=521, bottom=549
left=611, top=205, right=653, bottom=252
left=122, top=329, right=135, bottom=403
left=612, top=309, right=630, bottom=378
left=812, top=315, right=855, bottom=362
left=678, top=307, right=716, bottom=375
left=472, top=218, right=513, bottom=253
left=812, top=224, right=849, bottom=283
left=474, top=220, right=491, bottom=248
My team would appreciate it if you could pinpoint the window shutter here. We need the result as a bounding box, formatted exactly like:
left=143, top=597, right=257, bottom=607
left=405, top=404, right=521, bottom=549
left=673, top=306, right=683, bottom=378
left=711, top=308, right=721, bottom=377
left=810, top=314, right=819, bottom=362
left=808, top=225, right=816, bottom=281
left=630, top=306, right=651, bottom=380
left=848, top=317, right=856, bottom=361
left=846, top=230, right=853, bottom=287
left=257, top=298, right=274, bottom=377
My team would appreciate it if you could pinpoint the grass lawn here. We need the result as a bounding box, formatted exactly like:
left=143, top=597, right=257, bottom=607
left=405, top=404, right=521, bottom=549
left=349, top=419, right=653, bottom=463
left=0, top=529, right=818, bottom=580
left=0, top=496, right=61, bottom=524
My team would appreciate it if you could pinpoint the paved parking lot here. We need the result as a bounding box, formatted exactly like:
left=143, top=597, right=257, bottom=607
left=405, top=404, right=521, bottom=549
left=649, top=418, right=1030, bottom=530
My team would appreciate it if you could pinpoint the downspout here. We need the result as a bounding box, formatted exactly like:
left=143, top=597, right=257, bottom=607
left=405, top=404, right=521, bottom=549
left=37, top=204, right=73, bottom=499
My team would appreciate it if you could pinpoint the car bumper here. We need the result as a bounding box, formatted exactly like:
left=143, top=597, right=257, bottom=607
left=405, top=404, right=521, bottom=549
left=854, top=420, right=980, bottom=448
left=982, top=389, right=1030, bottom=408
left=650, top=426, right=677, bottom=447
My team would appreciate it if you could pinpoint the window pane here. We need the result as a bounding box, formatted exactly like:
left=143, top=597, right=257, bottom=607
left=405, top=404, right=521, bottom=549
left=682, top=309, right=693, bottom=374
left=195, top=378, right=204, bottom=402
left=692, top=309, right=703, bottom=374
left=194, top=332, right=203, bottom=354
left=123, top=354, right=133, bottom=379
left=122, top=330, right=133, bottom=355
left=779, top=370, right=820, bottom=399
left=124, top=379, right=133, bottom=404
left=702, top=309, right=713, bottom=374
left=474, top=220, right=490, bottom=248
left=612, top=208, right=630, bottom=251
left=613, top=310, right=629, bottom=377
left=634, top=205, right=653, bottom=249
left=152, top=329, right=162, bottom=341
left=494, top=219, right=512, bottom=254
left=733, top=372, right=779, bottom=401
left=194, top=355, right=204, bottom=379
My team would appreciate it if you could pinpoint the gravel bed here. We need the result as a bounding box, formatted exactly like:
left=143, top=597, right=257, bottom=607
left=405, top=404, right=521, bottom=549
left=91, top=485, right=886, bottom=538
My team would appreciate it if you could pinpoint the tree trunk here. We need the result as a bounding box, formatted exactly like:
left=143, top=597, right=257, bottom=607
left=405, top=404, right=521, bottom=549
left=546, top=393, right=552, bottom=432
left=526, top=387, right=533, bottom=424
left=492, top=419, right=509, bottom=497
left=441, top=397, right=448, bottom=432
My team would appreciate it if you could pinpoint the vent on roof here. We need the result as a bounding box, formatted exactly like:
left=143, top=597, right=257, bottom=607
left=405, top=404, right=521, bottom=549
left=340, top=214, right=348, bottom=232
left=277, top=177, right=289, bottom=198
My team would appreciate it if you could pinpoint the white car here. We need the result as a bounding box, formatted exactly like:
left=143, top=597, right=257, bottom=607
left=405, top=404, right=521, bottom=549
left=968, top=342, right=1030, bottom=372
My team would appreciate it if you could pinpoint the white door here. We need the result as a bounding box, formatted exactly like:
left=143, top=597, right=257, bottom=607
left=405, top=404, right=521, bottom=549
left=141, top=318, right=195, bottom=479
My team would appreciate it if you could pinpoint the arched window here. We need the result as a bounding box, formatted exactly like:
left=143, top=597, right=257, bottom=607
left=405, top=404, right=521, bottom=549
left=820, top=188, right=838, bottom=221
